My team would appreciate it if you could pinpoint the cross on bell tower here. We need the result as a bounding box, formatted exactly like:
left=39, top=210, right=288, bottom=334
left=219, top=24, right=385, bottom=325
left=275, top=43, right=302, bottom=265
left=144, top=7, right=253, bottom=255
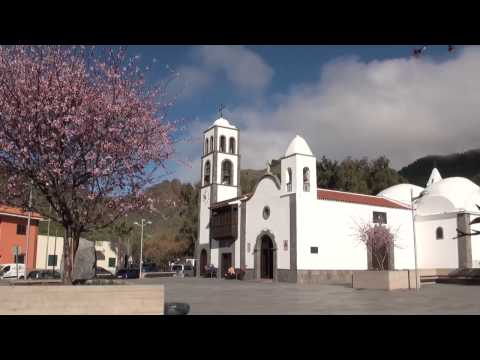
left=218, top=104, right=226, bottom=118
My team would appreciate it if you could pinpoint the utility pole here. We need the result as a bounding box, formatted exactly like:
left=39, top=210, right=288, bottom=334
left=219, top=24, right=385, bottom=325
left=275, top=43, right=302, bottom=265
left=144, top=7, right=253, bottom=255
left=45, top=205, right=51, bottom=269
left=24, top=181, right=33, bottom=280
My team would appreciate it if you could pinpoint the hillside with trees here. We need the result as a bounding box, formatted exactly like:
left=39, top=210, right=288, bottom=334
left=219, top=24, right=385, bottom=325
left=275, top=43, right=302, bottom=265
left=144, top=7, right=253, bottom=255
left=399, top=149, right=480, bottom=187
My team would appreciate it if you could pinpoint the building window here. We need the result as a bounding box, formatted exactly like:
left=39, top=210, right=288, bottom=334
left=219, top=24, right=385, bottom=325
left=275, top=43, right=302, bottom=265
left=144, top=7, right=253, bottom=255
left=14, top=254, right=25, bottom=264
left=108, top=257, right=116, bottom=267
left=229, top=137, right=236, bottom=154
left=286, top=168, right=292, bottom=192
left=436, top=227, right=444, bottom=240
left=16, top=224, right=26, bottom=235
left=303, top=167, right=310, bottom=192
left=373, top=211, right=387, bottom=224
left=210, top=136, right=213, bottom=152
left=310, top=247, right=318, bottom=254
left=204, top=161, right=211, bottom=185
left=221, top=160, right=233, bottom=185
left=263, top=206, right=270, bottom=220
left=220, top=135, right=226, bottom=152
left=48, top=255, right=58, bottom=267
left=205, top=138, right=209, bottom=154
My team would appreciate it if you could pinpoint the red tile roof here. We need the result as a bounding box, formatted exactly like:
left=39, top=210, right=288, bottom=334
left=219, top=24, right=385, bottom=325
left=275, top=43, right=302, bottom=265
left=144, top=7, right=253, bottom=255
left=0, top=205, right=44, bottom=220
left=317, top=189, right=410, bottom=210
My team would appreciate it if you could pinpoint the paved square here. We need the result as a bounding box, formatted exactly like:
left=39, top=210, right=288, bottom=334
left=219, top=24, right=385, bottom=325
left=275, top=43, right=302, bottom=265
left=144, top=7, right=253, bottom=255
left=136, top=277, right=480, bottom=314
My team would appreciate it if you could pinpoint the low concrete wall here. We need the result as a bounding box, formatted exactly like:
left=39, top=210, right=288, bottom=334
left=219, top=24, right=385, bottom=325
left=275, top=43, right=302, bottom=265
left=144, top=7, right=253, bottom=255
left=353, top=271, right=417, bottom=290
left=0, top=285, right=164, bottom=315
left=297, top=270, right=354, bottom=285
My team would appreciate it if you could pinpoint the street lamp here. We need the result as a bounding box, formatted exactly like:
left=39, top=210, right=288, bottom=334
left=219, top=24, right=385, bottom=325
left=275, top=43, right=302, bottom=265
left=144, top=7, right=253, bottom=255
left=133, top=219, right=152, bottom=279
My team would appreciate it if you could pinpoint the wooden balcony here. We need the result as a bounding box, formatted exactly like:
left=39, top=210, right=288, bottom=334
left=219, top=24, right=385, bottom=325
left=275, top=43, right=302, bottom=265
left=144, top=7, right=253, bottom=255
left=211, top=204, right=238, bottom=240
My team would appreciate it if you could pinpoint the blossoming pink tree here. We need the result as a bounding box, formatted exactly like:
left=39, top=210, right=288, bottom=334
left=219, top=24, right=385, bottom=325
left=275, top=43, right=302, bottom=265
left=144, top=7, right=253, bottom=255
left=355, top=222, right=400, bottom=271
left=0, top=46, right=176, bottom=283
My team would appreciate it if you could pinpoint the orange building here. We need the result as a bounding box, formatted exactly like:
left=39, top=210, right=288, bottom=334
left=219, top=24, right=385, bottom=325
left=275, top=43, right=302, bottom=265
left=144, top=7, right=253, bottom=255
left=0, top=205, right=43, bottom=270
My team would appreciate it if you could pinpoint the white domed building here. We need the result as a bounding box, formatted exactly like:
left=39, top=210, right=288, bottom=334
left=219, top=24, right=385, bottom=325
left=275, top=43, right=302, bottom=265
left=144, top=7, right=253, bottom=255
left=196, top=116, right=480, bottom=284
left=378, top=169, right=480, bottom=270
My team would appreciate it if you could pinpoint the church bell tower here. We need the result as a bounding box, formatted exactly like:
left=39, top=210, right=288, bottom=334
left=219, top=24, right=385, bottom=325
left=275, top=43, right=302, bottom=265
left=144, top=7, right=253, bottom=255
left=197, top=114, right=240, bottom=270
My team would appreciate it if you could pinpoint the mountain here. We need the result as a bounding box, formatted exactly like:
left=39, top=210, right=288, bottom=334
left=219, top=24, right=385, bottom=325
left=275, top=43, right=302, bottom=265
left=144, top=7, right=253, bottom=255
left=399, top=149, right=480, bottom=187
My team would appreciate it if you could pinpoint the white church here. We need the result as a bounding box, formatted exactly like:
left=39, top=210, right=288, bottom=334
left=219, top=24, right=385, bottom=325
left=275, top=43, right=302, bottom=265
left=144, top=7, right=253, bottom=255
left=195, top=116, right=480, bottom=283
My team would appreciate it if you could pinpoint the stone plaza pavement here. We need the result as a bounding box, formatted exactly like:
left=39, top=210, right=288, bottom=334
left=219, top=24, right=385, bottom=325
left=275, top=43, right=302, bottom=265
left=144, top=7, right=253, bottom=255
left=137, top=277, right=480, bottom=315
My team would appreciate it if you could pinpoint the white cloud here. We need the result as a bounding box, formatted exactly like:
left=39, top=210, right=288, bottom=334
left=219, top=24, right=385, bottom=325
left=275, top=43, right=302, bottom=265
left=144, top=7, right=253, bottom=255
left=194, top=45, right=274, bottom=92
left=174, top=46, right=274, bottom=99
left=226, top=46, right=480, bottom=171
left=173, top=65, right=213, bottom=99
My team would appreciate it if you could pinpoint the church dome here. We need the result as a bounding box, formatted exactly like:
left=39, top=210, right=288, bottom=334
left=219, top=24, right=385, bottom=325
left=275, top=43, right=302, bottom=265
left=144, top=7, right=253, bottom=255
left=416, top=177, right=480, bottom=214
left=285, top=135, right=313, bottom=157
left=377, top=183, right=425, bottom=205
left=212, top=117, right=236, bottom=129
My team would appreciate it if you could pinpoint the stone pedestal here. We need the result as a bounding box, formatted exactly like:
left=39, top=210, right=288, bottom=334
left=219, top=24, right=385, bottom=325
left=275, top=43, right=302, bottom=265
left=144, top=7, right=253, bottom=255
left=353, top=270, right=420, bottom=290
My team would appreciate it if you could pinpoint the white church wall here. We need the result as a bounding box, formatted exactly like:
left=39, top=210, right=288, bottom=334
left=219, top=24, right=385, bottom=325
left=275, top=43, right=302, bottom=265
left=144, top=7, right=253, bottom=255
left=199, top=187, right=211, bottom=245
left=296, top=199, right=414, bottom=271
left=415, top=215, right=459, bottom=269
left=244, top=177, right=291, bottom=270
left=468, top=219, right=480, bottom=268
left=210, top=241, right=219, bottom=267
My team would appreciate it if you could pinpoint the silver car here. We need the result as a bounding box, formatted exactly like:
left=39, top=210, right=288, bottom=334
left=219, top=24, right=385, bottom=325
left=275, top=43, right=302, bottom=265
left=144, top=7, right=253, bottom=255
left=172, top=264, right=195, bottom=277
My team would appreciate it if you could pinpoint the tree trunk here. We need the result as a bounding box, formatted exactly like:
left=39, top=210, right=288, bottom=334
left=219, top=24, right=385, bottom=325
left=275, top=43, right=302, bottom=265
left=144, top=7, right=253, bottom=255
left=62, top=227, right=73, bottom=284
left=62, top=227, right=81, bottom=284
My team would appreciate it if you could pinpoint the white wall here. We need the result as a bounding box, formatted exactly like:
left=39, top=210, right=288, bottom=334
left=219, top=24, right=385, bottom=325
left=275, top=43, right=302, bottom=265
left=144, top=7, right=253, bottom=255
left=244, top=177, right=291, bottom=270
left=415, top=214, right=459, bottom=269
left=199, top=187, right=211, bottom=246
left=210, top=241, right=219, bottom=267
left=296, top=199, right=415, bottom=270
left=94, top=240, right=119, bottom=274
left=35, top=235, right=118, bottom=273
left=36, top=235, right=63, bottom=270
left=471, top=220, right=480, bottom=268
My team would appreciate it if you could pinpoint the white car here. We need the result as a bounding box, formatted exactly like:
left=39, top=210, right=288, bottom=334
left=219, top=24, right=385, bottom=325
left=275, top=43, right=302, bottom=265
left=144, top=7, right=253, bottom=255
left=172, top=264, right=194, bottom=278
left=0, top=263, right=26, bottom=279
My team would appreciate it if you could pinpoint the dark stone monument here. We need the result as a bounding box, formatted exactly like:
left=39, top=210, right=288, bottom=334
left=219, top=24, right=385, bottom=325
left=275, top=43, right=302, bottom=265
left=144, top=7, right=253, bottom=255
left=71, top=238, right=96, bottom=283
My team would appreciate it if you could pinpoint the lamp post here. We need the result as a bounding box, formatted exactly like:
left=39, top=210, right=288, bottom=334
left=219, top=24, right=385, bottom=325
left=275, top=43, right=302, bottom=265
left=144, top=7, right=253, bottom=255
left=24, top=181, right=33, bottom=280
left=134, top=219, right=152, bottom=279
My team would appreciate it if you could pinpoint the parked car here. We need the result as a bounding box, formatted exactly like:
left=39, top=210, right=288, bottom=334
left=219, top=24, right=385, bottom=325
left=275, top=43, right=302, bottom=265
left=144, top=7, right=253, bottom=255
left=95, top=266, right=115, bottom=279
left=0, top=264, right=26, bottom=279
left=172, top=264, right=195, bottom=278
left=27, top=269, right=61, bottom=280
left=116, top=268, right=139, bottom=279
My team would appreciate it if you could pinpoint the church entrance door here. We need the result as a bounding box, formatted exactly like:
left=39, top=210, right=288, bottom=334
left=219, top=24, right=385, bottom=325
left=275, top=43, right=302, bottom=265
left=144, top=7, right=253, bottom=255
left=260, top=236, right=274, bottom=279
left=221, top=253, right=232, bottom=278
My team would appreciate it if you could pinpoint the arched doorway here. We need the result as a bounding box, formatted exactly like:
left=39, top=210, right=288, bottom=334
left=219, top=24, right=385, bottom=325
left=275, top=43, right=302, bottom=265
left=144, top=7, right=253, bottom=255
left=260, top=236, right=274, bottom=279
left=200, top=249, right=208, bottom=275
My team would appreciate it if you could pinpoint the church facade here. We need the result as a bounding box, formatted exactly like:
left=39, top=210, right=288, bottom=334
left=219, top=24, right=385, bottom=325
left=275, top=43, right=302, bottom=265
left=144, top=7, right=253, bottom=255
left=195, top=116, right=480, bottom=283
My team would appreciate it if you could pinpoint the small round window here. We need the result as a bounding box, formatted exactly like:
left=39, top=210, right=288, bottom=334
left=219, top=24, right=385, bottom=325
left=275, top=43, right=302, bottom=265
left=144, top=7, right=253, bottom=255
left=263, top=206, right=270, bottom=220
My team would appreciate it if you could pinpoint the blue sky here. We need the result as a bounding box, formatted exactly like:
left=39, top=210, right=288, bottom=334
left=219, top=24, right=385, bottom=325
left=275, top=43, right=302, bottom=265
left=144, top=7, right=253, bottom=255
left=125, top=45, right=475, bottom=185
